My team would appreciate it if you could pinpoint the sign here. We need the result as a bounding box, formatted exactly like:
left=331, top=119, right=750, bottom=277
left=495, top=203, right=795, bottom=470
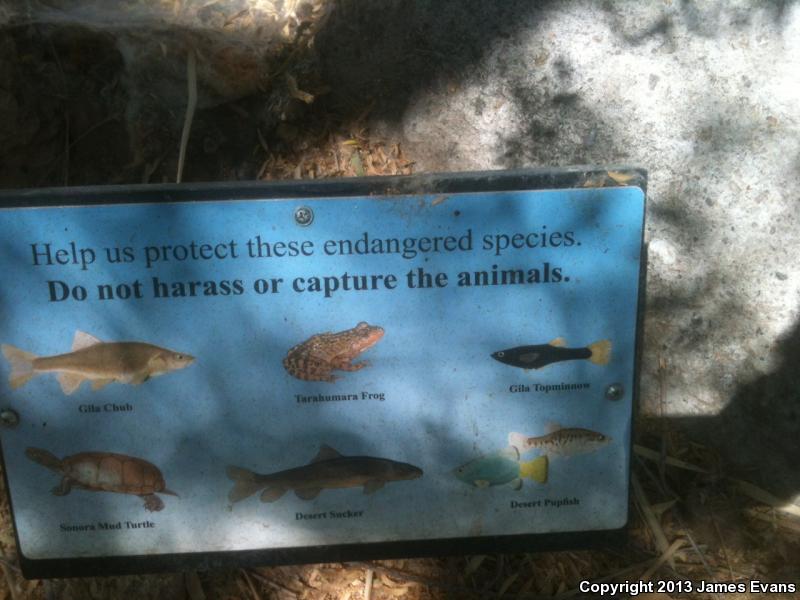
left=0, top=169, right=646, bottom=577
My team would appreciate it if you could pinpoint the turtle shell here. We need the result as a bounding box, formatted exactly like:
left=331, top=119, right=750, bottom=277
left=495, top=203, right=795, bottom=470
left=62, top=452, right=167, bottom=495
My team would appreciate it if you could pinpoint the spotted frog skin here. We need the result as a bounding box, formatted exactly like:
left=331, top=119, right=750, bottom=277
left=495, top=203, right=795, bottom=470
left=283, top=322, right=384, bottom=382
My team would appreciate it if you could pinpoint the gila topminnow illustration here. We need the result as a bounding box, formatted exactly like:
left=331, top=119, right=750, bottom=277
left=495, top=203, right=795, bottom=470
left=283, top=322, right=384, bottom=382
left=509, top=424, right=611, bottom=457
left=491, top=337, right=611, bottom=370
left=25, top=447, right=178, bottom=511
left=227, top=445, right=423, bottom=503
left=2, top=330, right=194, bottom=394
left=454, top=446, right=548, bottom=489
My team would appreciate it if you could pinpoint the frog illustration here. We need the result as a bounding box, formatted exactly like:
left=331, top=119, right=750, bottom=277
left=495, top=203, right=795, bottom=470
left=283, top=322, right=384, bottom=382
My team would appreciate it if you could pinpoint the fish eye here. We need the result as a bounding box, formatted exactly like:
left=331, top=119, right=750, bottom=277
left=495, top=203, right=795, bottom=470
left=497, top=351, right=504, bottom=357
left=175, top=354, right=183, bottom=360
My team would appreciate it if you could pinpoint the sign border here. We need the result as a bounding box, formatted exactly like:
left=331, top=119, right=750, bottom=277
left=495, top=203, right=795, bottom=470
left=0, top=166, right=647, bottom=578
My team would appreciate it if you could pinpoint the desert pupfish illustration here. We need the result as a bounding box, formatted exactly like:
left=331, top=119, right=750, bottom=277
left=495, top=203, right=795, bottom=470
left=25, top=447, right=178, bottom=511
left=509, top=423, right=611, bottom=457
left=454, top=447, right=548, bottom=489
left=2, top=330, right=194, bottom=394
left=227, top=444, right=422, bottom=503
left=283, top=322, right=384, bottom=382
left=491, top=337, right=611, bottom=370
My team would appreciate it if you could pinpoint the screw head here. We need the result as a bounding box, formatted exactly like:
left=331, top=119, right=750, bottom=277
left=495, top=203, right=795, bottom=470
left=294, top=206, right=314, bottom=226
left=0, top=409, right=19, bottom=427
left=605, top=383, right=624, bottom=401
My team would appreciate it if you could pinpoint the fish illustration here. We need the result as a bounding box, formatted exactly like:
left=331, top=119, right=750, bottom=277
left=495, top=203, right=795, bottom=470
left=491, top=337, right=611, bottom=370
left=2, top=330, right=194, bottom=395
left=509, top=423, right=611, bottom=457
left=454, top=447, right=548, bottom=489
left=227, top=445, right=423, bottom=503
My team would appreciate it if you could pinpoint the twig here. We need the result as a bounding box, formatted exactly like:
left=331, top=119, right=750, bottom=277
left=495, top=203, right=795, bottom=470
left=731, top=478, right=800, bottom=518
left=240, top=569, right=262, bottom=600
left=348, top=562, right=480, bottom=598
left=0, top=553, right=20, bottom=573
left=176, top=46, right=197, bottom=183
left=184, top=571, right=206, bottom=600
left=364, top=568, right=374, bottom=600
left=246, top=570, right=298, bottom=598
left=745, top=508, right=800, bottom=533
left=657, top=356, right=675, bottom=497
left=35, top=115, right=120, bottom=187
left=256, top=128, right=270, bottom=154
left=545, top=559, right=657, bottom=600
left=45, top=35, right=70, bottom=186
left=683, top=530, right=722, bottom=599
left=224, top=7, right=250, bottom=26
left=641, top=538, right=685, bottom=581
left=0, top=560, right=21, bottom=600
left=632, top=472, right=675, bottom=569
left=634, top=445, right=708, bottom=473
left=711, top=512, right=735, bottom=581
left=63, top=109, right=70, bottom=185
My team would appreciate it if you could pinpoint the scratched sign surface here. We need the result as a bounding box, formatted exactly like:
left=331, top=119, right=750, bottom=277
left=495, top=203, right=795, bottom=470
left=0, top=184, right=644, bottom=572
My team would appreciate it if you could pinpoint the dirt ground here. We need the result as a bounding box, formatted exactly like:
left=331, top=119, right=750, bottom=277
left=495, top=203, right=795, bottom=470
left=0, top=1, right=799, bottom=598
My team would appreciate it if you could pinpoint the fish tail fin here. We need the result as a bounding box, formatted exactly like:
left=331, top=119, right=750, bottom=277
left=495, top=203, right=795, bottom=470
left=2, top=344, right=39, bottom=389
left=588, top=340, right=612, bottom=366
left=520, top=455, right=548, bottom=484
left=25, top=447, right=63, bottom=472
left=508, top=432, right=530, bottom=451
left=226, top=466, right=266, bottom=503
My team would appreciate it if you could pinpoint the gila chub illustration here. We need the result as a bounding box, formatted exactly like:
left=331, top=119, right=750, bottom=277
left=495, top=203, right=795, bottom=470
left=2, top=330, right=194, bottom=395
left=26, top=447, right=178, bottom=511
left=283, top=322, right=384, bottom=382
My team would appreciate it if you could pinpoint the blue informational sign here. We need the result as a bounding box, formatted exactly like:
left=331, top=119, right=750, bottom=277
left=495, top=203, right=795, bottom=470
left=0, top=172, right=645, bottom=575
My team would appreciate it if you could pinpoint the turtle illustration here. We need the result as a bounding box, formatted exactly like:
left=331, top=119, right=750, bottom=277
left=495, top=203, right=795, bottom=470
left=26, top=447, right=178, bottom=511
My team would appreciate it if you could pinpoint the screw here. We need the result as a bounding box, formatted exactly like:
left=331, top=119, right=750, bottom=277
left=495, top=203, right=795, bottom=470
left=0, top=409, right=19, bottom=428
left=294, top=206, right=313, bottom=226
left=605, top=383, right=624, bottom=401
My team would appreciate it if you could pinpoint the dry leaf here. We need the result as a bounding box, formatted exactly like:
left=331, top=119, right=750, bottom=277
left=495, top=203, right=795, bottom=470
left=607, top=170, right=636, bottom=184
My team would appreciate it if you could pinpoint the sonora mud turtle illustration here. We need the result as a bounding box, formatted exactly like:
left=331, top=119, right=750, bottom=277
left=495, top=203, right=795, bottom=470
left=26, top=447, right=178, bottom=511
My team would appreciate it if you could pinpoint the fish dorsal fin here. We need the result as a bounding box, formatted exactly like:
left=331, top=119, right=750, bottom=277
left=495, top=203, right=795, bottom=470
left=545, top=421, right=562, bottom=434
left=548, top=337, right=566, bottom=347
left=311, top=444, right=342, bottom=463
left=72, top=331, right=102, bottom=351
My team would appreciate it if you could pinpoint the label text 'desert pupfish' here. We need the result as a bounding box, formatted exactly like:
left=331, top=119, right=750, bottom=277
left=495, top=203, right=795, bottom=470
left=511, top=497, right=580, bottom=509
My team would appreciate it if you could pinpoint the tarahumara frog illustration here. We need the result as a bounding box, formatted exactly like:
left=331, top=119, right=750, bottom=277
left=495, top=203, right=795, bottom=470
left=283, top=322, right=384, bottom=382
